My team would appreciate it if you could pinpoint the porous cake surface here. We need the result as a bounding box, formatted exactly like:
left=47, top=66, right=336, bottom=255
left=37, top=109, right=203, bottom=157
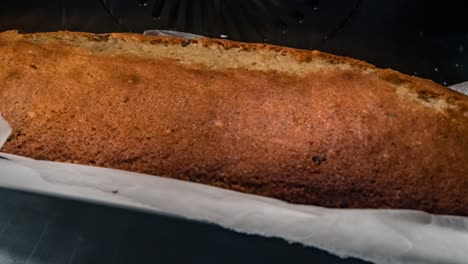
left=0, top=31, right=467, bottom=215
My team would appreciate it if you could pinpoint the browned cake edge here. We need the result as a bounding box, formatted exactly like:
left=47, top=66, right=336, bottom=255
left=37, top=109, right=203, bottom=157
left=0, top=30, right=467, bottom=216
left=1, top=30, right=467, bottom=119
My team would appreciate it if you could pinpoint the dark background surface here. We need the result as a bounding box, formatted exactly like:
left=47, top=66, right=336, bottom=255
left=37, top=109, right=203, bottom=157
left=0, top=0, right=467, bottom=85
left=0, top=1, right=466, bottom=263
left=0, top=188, right=369, bottom=264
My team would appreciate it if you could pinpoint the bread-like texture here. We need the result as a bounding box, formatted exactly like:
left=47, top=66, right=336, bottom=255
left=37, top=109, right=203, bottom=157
left=0, top=30, right=467, bottom=216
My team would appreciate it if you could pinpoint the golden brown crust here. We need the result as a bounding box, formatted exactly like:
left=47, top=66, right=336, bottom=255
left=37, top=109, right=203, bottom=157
left=4, top=30, right=467, bottom=112
left=2, top=30, right=377, bottom=69
left=0, top=30, right=467, bottom=216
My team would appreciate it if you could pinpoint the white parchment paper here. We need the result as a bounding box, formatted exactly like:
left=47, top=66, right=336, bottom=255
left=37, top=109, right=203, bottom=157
left=450, top=81, right=468, bottom=95
left=143, top=30, right=205, bottom=39
left=0, top=30, right=467, bottom=263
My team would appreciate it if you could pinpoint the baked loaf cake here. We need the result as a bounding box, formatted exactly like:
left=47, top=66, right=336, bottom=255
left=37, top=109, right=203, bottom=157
left=0, top=30, right=467, bottom=216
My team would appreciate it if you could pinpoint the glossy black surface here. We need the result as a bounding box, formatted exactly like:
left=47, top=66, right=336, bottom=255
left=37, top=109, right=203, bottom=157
left=0, top=188, right=369, bottom=264
left=0, top=0, right=467, bottom=85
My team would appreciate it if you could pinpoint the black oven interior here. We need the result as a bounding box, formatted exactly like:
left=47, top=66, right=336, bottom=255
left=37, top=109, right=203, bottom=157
left=1, top=0, right=467, bottom=85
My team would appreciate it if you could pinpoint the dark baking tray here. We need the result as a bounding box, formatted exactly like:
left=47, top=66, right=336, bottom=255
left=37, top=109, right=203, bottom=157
left=0, top=188, right=368, bottom=264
